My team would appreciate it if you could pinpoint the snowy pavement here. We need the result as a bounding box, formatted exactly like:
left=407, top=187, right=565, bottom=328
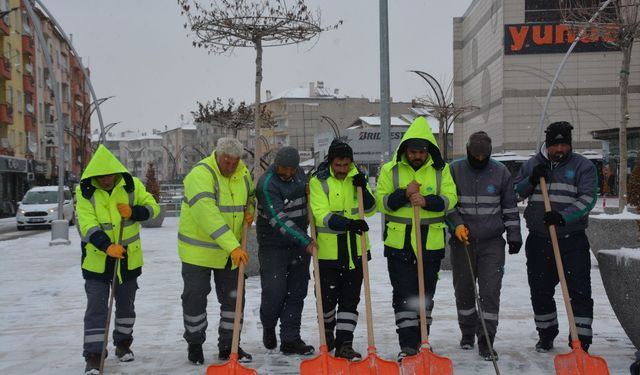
left=0, top=214, right=636, bottom=374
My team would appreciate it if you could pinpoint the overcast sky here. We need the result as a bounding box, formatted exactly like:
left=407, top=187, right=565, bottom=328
left=43, top=0, right=473, bottom=133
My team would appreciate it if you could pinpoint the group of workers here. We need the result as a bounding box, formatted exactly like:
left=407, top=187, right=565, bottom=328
left=75, top=117, right=598, bottom=374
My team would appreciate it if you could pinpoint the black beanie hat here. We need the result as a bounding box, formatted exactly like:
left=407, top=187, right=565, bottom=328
left=274, top=146, right=300, bottom=168
left=404, top=138, right=430, bottom=151
left=466, top=131, right=492, bottom=157
left=545, top=121, right=573, bottom=147
left=328, top=139, right=353, bottom=162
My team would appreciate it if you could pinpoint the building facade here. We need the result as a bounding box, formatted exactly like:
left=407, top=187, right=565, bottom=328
left=453, top=0, right=640, bottom=165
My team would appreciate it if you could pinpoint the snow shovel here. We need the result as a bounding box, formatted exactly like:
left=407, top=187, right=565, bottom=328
left=400, top=206, right=453, bottom=375
left=207, top=213, right=257, bottom=375
left=539, top=178, right=610, bottom=375
left=462, top=242, right=500, bottom=375
left=98, top=217, right=125, bottom=375
left=300, top=201, right=350, bottom=375
left=350, top=186, right=400, bottom=375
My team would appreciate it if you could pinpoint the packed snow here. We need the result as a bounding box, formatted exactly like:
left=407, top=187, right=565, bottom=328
left=0, top=213, right=637, bottom=374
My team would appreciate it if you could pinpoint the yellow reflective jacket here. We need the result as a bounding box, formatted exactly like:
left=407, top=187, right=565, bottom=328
left=76, top=145, right=160, bottom=281
left=309, top=162, right=375, bottom=270
left=376, top=117, right=458, bottom=253
left=178, top=153, right=254, bottom=269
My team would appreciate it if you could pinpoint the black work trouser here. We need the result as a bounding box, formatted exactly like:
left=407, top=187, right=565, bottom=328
left=181, top=262, right=245, bottom=351
left=83, top=278, right=138, bottom=357
left=525, top=231, right=593, bottom=346
left=319, top=262, right=363, bottom=349
left=258, top=243, right=311, bottom=343
left=386, top=251, right=441, bottom=351
left=450, top=236, right=505, bottom=340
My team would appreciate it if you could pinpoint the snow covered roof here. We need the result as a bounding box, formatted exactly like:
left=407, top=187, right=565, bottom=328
left=265, top=81, right=345, bottom=102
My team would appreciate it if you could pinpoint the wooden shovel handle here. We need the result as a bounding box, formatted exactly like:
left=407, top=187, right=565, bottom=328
left=357, top=186, right=375, bottom=348
left=230, top=212, right=250, bottom=356
left=539, top=178, right=579, bottom=343
left=413, top=206, right=430, bottom=346
left=307, top=201, right=328, bottom=347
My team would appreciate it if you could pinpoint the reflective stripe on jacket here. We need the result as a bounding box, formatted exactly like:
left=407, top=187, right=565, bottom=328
left=178, top=153, right=254, bottom=269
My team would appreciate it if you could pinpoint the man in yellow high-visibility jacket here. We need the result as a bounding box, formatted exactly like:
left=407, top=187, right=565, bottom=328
left=309, top=139, right=376, bottom=361
left=376, top=117, right=458, bottom=361
left=76, top=145, right=159, bottom=374
left=178, top=138, right=254, bottom=365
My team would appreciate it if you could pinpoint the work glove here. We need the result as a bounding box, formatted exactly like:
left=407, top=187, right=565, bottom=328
left=106, top=244, right=126, bottom=259
left=347, top=219, right=369, bottom=235
left=230, top=247, right=249, bottom=266
left=244, top=212, right=254, bottom=226
left=508, top=241, right=522, bottom=254
left=117, top=203, right=132, bottom=219
left=454, top=224, right=470, bottom=244
left=543, top=210, right=566, bottom=226
left=529, top=164, right=549, bottom=186
left=352, top=173, right=368, bottom=188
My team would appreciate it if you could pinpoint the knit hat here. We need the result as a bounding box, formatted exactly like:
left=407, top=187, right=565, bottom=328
left=466, top=131, right=492, bottom=157
left=328, top=139, right=353, bottom=162
left=274, top=146, right=300, bottom=168
left=404, top=138, right=430, bottom=151
left=545, top=121, right=573, bottom=147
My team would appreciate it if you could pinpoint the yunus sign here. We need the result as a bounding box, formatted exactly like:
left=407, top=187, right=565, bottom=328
left=504, top=22, right=619, bottom=55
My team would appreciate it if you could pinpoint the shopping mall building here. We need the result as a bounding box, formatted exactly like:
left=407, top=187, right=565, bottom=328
left=452, top=0, right=639, bottom=177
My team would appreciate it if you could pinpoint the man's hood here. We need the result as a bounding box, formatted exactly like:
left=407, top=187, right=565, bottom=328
left=394, top=116, right=445, bottom=170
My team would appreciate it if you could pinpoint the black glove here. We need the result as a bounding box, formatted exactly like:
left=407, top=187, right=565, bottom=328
left=529, top=164, right=549, bottom=186
left=352, top=173, right=367, bottom=188
left=347, top=219, right=369, bottom=234
left=508, top=241, right=522, bottom=254
left=543, top=210, right=565, bottom=226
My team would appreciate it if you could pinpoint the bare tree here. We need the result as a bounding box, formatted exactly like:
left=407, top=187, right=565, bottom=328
left=561, top=0, right=640, bottom=212
left=192, top=97, right=275, bottom=138
left=411, top=71, right=478, bottom=161
left=178, top=0, right=341, bottom=176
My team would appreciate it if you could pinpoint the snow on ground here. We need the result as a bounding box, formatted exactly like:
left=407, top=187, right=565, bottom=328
left=0, top=213, right=636, bottom=374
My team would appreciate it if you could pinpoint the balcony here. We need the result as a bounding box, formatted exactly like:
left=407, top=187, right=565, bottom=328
left=0, top=56, right=11, bottom=80
left=22, top=35, right=35, bottom=56
left=23, top=74, right=35, bottom=93
left=24, top=113, right=36, bottom=132
left=0, top=103, right=14, bottom=125
left=0, top=17, right=8, bottom=36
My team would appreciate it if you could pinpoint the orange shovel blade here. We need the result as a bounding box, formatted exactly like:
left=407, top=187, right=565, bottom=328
left=300, top=345, right=350, bottom=375
left=554, top=344, right=610, bottom=375
left=400, top=347, right=454, bottom=375
left=350, top=351, right=400, bottom=375
left=206, top=355, right=258, bottom=375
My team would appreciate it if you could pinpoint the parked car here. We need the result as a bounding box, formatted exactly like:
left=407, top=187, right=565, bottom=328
left=16, top=186, right=74, bottom=230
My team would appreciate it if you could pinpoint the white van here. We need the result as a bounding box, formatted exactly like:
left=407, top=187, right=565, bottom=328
left=16, top=186, right=75, bottom=230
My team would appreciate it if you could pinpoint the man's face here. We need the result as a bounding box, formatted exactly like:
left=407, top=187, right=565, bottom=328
left=96, top=174, right=117, bottom=190
left=547, top=143, right=571, bottom=162
left=330, top=157, right=352, bottom=180
left=406, top=148, right=429, bottom=168
left=276, top=165, right=297, bottom=181
left=217, top=153, right=240, bottom=177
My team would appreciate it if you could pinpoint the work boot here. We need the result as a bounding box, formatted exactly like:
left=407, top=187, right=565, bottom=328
left=535, top=338, right=554, bottom=353
left=325, top=330, right=335, bottom=352
left=335, top=342, right=362, bottom=361
left=263, top=327, right=277, bottom=350
left=115, top=339, right=134, bottom=362
left=219, top=347, right=253, bottom=363
left=187, top=343, right=204, bottom=365
left=568, top=339, right=590, bottom=353
left=280, top=338, right=315, bottom=355
left=84, top=353, right=100, bottom=375
left=460, top=334, right=475, bottom=350
left=630, top=358, right=640, bottom=375
left=478, top=336, right=498, bottom=361
left=397, top=347, right=419, bottom=363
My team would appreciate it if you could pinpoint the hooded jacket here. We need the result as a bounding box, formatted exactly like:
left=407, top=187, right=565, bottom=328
left=376, top=116, right=458, bottom=257
left=514, top=147, right=597, bottom=238
left=76, top=145, right=159, bottom=282
left=178, top=152, right=254, bottom=269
